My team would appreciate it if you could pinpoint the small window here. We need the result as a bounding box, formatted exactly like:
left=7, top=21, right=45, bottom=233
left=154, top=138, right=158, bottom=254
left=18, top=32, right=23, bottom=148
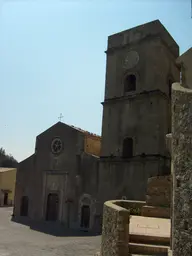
left=124, top=74, right=136, bottom=92
left=122, top=137, right=133, bottom=158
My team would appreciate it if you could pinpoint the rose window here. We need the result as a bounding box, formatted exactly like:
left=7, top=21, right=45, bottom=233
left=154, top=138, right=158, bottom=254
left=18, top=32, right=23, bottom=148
left=51, top=138, right=63, bottom=154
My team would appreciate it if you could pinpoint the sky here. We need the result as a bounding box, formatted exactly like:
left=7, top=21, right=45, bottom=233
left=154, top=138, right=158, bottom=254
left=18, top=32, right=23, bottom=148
left=0, top=0, right=191, bottom=162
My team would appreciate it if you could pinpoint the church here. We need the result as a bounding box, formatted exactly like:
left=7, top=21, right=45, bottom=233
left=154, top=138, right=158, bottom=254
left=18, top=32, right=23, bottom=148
left=14, top=122, right=101, bottom=230
left=13, top=20, right=180, bottom=231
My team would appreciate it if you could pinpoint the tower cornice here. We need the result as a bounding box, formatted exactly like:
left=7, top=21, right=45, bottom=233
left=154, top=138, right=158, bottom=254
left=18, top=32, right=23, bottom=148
left=101, top=89, right=169, bottom=105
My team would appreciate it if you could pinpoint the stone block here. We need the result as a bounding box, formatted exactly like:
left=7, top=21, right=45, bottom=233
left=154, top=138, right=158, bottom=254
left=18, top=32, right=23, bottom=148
left=141, top=205, right=170, bottom=218
left=146, top=195, right=170, bottom=207
left=146, top=176, right=171, bottom=207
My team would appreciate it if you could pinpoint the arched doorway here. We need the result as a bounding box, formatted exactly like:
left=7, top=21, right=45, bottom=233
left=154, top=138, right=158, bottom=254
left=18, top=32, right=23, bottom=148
left=80, top=205, right=90, bottom=228
left=20, top=196, right=29, bottom=216
left=46, top=193, right=59, bottom=221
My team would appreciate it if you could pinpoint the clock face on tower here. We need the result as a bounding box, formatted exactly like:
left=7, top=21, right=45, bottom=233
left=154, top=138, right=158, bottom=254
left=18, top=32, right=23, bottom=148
left=51, top=138, right=63, bottom=154
left=124, top=51, right=139, bottom=69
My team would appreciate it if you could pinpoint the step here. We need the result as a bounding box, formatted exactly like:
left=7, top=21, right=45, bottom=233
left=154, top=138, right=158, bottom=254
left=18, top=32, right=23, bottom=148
left=130, top=233, right=170, bottom=246
left=130, top=251, right=168, bottom=255
left=129, top=242, right=169, bottom=255
left=130, top=254, right=167, bottom=256
left=129, top=216, right=170, bottom=246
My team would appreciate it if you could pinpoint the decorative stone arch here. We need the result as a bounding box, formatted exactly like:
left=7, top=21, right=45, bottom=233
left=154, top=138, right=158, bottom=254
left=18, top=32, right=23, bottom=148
left=78, top=194, right=96, bottom=230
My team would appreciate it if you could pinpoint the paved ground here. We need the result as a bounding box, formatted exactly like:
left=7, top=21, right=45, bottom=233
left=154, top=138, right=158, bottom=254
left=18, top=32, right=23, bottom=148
left=0, top=207, right=101, bottom=256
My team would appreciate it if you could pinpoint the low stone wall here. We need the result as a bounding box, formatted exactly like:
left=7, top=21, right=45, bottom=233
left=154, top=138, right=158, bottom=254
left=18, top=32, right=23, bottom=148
left=115, top=200, right=146, bottom=216
left=101, top=200, right=130, bottom=256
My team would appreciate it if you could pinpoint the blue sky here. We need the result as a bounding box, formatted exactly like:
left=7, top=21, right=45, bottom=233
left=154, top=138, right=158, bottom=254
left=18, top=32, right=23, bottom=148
left=0, top=0, right=191, bottom=162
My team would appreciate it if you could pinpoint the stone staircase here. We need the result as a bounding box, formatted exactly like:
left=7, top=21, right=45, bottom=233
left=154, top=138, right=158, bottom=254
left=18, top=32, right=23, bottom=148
left=129, top=230, right=169, bottom=255
left=129, top=243, right=168, bottom=255
left=128, top=175, right=171, bottom=256
left=98, top=175, right=171, bottom=256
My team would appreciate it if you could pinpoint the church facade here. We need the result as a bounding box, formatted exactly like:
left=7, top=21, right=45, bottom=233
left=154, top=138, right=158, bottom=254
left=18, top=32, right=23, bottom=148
left=14, top=20, right=180, bottom=232
left=14, top=122, right=101, bottom=230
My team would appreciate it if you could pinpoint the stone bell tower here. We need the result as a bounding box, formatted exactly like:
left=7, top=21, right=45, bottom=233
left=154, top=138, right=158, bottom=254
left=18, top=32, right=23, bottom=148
left=98, top=20, right=180, bottom=203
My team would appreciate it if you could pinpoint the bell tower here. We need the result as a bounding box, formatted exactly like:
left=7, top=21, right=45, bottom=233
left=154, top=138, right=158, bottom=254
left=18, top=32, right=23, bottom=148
left=101, top=20, right=179, bottom=161
left=98, top=20, right=180, bottom=202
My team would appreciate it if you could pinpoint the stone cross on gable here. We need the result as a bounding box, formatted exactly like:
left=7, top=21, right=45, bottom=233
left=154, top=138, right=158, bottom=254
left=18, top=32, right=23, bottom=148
left=58, top=113, right=64, bottom=122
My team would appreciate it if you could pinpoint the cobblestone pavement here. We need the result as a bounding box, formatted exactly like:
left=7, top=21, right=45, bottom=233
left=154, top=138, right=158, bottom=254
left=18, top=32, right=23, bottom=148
left=0, top=207, right=101, bottom=256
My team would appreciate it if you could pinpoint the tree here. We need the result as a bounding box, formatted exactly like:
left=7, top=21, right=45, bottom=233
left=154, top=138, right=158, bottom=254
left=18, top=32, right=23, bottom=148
left=0, top=147, right=18, bottom=168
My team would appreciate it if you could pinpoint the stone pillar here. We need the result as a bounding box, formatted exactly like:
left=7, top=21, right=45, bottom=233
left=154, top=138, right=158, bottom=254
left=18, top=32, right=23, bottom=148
left=101, top=201, right=130, bottom=256
left=172, top=83, right=192, bottom=255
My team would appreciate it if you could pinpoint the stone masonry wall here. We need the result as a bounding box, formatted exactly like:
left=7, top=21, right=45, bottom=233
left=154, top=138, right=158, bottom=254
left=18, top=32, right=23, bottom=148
left=172, top=83, right=192, bottom=255
left=101, top=200, right=130, bottom=256
left=146, top=175, right=171, bottom=207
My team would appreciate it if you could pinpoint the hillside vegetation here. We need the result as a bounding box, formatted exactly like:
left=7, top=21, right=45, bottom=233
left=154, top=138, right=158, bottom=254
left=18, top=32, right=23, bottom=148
left=0, top=148, right=18, bottom=168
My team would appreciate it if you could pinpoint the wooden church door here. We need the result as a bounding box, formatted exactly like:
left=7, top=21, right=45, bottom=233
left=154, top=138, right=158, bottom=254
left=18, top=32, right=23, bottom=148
left=46, top=193, right=59, bottom=221
left=80, top=205, right=90, bottom=228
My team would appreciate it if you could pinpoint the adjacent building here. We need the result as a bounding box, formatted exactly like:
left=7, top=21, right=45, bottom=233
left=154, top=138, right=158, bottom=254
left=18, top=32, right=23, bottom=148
left=0, top=168, right=17, bottom=206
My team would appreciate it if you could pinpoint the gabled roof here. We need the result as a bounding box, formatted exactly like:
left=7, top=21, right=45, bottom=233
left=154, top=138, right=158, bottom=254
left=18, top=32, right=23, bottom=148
left=19, top=122, right=101, bottom=164
left=69, top=124, right=101, bottom=138
left=37, top=122, right=101, bottom=139
left=176, top=47, right=192, bottom=65
left=19, top=154, right=34, bottom=165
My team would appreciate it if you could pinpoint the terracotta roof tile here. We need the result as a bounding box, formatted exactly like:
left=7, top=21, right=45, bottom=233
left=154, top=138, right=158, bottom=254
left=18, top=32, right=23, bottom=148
left=70, top=125, right=101, bottom=138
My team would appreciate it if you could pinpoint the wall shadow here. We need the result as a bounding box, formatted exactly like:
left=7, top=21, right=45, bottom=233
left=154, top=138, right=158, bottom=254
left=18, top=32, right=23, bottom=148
left=11, top=216, right=101, bottom=237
